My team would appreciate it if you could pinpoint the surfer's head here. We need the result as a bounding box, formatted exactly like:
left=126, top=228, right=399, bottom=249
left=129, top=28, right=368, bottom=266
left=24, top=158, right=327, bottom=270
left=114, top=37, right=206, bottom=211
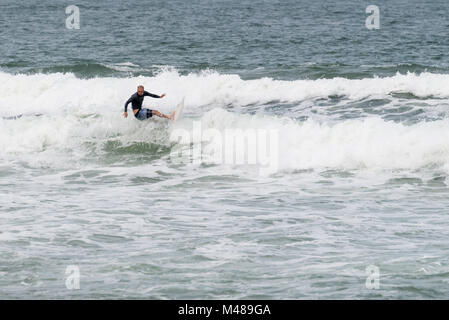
left=137, top=85, right=144, bottom=96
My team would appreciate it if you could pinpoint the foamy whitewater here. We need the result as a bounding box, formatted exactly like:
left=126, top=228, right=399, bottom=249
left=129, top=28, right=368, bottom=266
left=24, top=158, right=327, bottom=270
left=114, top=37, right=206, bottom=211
left=2, top=0, right=449, bottom=300
left=2, top=70, right=449, bottom=173
left=2, top=69, right=449, bottom=299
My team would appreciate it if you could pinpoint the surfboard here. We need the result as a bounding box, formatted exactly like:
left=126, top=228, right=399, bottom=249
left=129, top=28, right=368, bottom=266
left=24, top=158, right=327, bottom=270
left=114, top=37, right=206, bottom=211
left=172, top=97, right=185, bottom=122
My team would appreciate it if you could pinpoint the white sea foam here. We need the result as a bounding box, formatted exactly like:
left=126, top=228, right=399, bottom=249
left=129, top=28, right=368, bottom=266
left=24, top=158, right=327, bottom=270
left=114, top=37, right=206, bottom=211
left=2, top=69, right=449, bottom=116
left=1, top=70, right=449, bottom=172
left=102, top=62, right=142, bottom=72
left=190, top=108, right=449, bottom=172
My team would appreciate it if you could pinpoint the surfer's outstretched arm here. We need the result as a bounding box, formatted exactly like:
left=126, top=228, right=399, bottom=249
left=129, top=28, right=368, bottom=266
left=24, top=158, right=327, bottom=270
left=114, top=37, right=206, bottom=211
left=152, top=109, right=174, bottom=120
left=144, top=91, right=166, bottom=99
left=123, top=96, right=133, bottom=117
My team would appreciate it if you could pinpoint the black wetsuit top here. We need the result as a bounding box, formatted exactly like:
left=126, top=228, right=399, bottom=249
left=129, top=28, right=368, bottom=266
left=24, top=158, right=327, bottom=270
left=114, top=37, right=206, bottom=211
left=124, top=91, right=161, bottom=113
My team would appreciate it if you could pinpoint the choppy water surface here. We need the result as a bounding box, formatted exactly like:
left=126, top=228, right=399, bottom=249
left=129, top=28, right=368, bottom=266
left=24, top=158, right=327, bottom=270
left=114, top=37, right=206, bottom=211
left=1, top=0, right=449, bottom=299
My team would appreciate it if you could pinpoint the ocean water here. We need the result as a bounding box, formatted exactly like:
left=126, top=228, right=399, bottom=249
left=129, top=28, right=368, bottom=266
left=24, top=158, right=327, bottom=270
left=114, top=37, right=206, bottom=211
left=1, top=0, right=449, bottom=299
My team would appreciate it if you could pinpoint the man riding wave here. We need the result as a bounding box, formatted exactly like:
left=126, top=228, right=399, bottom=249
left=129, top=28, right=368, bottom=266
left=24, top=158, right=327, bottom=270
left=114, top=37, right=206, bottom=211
left=123, top=85, right=174, bottom=120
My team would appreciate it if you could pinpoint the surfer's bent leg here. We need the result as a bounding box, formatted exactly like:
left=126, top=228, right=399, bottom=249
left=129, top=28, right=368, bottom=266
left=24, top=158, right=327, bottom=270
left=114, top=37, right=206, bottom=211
left=152, top=110, right=171, bottom=120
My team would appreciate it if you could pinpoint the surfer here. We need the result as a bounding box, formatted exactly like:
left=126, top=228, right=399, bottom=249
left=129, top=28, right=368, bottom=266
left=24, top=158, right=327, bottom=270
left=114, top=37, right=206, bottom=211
left=123, top=85, right=174, bottom=120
